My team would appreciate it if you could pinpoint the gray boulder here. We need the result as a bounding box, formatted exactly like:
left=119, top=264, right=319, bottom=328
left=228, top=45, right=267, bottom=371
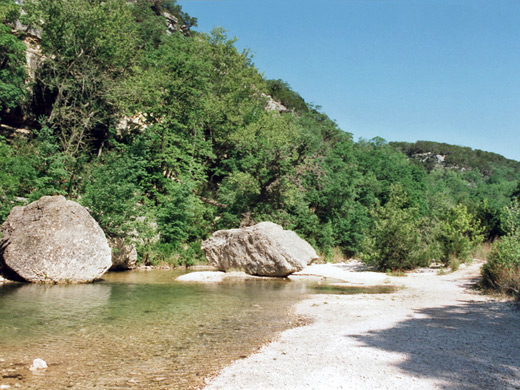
left=201, top=222, right=318, bottom=277
left=0, top=195, right=111, bottom=283
left=109, top=237, right=137, bottom=271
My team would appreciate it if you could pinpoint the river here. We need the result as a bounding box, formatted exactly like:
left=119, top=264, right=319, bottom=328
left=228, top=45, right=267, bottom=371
left=0, top=268, right=395, bottom=389
left=0, top=269, right=311, bottom=389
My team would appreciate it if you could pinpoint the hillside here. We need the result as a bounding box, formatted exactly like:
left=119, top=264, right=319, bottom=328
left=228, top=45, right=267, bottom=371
left=1, top=0, right=519, bottom=273
left=391, top=140, right=520, bottom=178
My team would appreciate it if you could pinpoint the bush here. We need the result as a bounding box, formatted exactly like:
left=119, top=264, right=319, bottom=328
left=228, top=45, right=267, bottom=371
left=481, top=234, right=520, bottom=297
left=481, top=201, right=520, bottom=298
left=438, top=204, right=484, bottom=265
left=361, top=185, right=430, bottom=271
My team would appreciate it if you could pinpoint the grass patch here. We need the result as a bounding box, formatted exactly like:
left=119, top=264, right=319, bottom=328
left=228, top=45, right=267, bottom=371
left=312, top=284, right=399, bottom=295
left=386, top=270, right=408, bottom=277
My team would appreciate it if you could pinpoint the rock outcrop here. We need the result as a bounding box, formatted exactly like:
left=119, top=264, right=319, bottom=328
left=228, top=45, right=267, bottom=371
left=0, top=195, right=112, bottom=283
left=201, top=222, right=318, bottom=277
left=109, top=237, right=137, bottom=271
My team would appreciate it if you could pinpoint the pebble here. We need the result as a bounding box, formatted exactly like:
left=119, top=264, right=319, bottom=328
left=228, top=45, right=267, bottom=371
left=29, top=359, right=47, bottom=371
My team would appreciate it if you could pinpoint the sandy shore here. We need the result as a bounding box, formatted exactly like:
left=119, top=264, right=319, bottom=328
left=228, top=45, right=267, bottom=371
left=204, top=260, right=520, bottom=390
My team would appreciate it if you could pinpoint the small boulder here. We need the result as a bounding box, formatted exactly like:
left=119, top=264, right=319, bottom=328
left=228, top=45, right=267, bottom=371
left=109, top=237, right=137, bottom=271
left=201, top=222, right=318, bottom=277
left=0, top=195, right=111, bottom=283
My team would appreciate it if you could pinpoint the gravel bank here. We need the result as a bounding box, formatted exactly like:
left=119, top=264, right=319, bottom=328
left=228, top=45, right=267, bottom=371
left=204, top=260, right=520, bottom=390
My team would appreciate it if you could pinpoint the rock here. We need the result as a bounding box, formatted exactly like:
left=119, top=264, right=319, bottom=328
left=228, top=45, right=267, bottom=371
left=109, top=238, right=137, bottom=271
left=0, top=196, right=112, bottom=283
left=263, top=94, right=288, bottom=112
left=29, top=358, right=48, bottom=371
left=176, top=271, right=258, bottom=283
left=201, top=222, right=318, bottom=277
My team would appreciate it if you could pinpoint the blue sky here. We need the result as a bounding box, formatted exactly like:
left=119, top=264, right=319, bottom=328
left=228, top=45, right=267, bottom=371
left=179, top=0, right=520, bottom=161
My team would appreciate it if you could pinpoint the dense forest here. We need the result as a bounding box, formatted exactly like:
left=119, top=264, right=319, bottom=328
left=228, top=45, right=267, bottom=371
left=1, top=0, right=519, bottom=295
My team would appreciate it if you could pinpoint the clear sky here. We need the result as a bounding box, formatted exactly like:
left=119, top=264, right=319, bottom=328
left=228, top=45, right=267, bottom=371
left=179, top=0, right=520, bottom=161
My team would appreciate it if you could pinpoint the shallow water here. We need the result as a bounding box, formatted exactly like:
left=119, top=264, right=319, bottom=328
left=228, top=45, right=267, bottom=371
left=0, top=270, right=393, bottom=389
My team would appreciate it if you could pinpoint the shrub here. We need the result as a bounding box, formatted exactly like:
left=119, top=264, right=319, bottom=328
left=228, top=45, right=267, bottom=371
left=438, top=204, right=484, bottom=265
left=481, top=234, right=520, bottom=297
left=361, top=185, right=430, bottom=271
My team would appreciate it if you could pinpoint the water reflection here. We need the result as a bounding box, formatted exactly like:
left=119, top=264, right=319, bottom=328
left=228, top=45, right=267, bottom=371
left=0, top=282, right=112, bottom=342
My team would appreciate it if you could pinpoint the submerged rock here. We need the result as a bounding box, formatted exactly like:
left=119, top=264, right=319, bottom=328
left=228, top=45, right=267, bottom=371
left=201, top=222, right=318, bottom=277
left=0, top=195, right=111, bottom=283
left=176, top=271, right=258, bottom=283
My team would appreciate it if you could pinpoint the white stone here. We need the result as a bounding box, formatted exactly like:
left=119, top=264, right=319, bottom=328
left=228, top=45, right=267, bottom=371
left=29, top=358, right=48, bottom=371
left=176, top=271, right=257, bottom=283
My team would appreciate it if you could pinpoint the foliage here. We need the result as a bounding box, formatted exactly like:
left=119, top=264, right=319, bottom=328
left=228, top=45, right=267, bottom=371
left=481, top=234, right=520, bottom=297
left=266, top=79, right=308, bottom=114
left=391, top=140, right=520, bottom=177
left=25, top=0, right=140, bottom=156
left=81, top=143, right=151, bottom=238
left=361, top=185, right=430, bottom=271
left=0, top=136, right=37, bottom=220
left=501, top=199, right=520, bottom=236
left=156, top=180, right=208, bottom=249
left=0, top=0, right=26, bottom=116
left=481, top=201, right=520, bottom=297
left=437, top=204, right=484, bottom=265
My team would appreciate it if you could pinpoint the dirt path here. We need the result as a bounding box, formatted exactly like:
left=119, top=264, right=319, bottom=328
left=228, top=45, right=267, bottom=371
left=204, top=260, right=520, bottom=390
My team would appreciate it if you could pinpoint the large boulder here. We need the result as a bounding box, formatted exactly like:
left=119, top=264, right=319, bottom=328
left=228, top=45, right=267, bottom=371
left=0, top=195, right=112, bottom=283
left=109, top=237, right=137, bottom=271
left=201, top=222, right=318, bottom=277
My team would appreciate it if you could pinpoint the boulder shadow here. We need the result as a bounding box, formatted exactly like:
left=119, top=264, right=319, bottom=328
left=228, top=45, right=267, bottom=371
left=351, top=300, right=520, bottom=389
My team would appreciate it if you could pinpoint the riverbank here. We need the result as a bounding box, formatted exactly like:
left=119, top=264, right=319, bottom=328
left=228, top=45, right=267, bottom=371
left=203, top=260, right=520, bottom=390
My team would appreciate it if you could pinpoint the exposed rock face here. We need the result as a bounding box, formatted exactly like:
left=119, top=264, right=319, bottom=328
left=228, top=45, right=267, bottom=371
left=109, top=237, right=137, bottom=271
left=261, top=93, right=288, bottom=113
left=201, top=222, right=318, bottom=277
left=23, top=35, right=43, bottom=80
left=0, top=196, right=112, bottom=283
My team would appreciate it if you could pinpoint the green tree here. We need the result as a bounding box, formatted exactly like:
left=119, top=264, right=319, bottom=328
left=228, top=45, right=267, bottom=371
left=81, top=145, right=151, bottom=238
left=0, top=0, right=26, bottom=116
left=25, top=0, right=140, bottom=156
left=437, top=204, right=484, bottom=265
left=0, top=136, right=38, bottom=221
left=266, top=79, right=308, bottom=114
left=361, top=185, right=430, bottom=271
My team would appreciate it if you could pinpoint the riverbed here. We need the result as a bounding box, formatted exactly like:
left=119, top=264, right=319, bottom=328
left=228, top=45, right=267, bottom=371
left=0, top=269, right=309, bottom=389
left=0, top=267, right=394, bottom=389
